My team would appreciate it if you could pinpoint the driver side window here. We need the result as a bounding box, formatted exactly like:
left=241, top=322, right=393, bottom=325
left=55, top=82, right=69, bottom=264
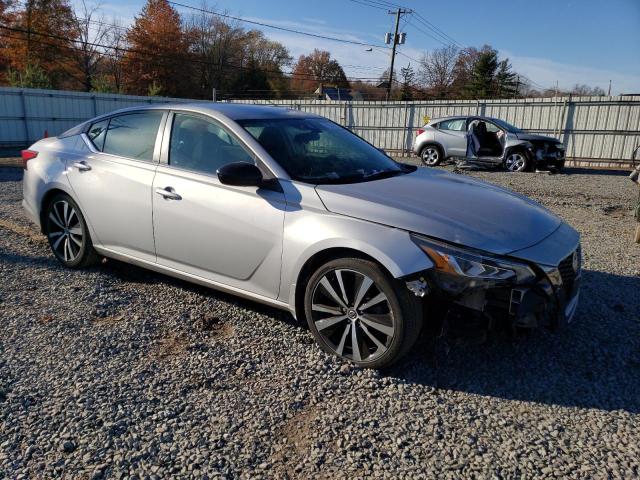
left=168, top=113, right=254, bottom=175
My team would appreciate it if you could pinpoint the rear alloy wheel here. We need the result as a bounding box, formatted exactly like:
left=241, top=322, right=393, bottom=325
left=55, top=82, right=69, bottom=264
left=504, top=151, right=529, bottom=172
left=44, top=194, right=98, bottom=268
left=420, top=145, right=442, bottom=167
left=304, top=258, right=422, bottom=368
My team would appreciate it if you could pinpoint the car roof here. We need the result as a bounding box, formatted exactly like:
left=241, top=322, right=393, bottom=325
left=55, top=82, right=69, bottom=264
left=430, top=115, right=506, bottom=124
left=428, top=115, right=466, bottom=124
left=100, top=102, right=320, bottom=121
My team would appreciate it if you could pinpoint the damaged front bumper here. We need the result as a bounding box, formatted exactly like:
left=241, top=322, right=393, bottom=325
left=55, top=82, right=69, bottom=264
left=408, top=234, right=581, bottom=332
left=530, top=142, right=566, bottom=169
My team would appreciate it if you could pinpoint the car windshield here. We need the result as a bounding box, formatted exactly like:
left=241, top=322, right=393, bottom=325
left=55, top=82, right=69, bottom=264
left=238, top=117, right=410, bottom=184
left=490, top=118, right=522, bottom=133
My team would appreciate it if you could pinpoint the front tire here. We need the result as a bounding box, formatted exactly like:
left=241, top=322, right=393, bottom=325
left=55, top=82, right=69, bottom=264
left=420, top=145, right=443, bottom=167
left=44, top=193, right=98, bottom=268
left=304, top=258, right=423, bottom=368
left=504, top=150, right=529, bottom=172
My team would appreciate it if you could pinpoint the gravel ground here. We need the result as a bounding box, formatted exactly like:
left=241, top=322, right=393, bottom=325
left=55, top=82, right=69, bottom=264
left=1, top=164, right=639, bottom=479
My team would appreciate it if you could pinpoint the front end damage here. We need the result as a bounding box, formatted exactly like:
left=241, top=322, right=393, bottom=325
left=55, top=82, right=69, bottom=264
left=526, top=140, right=566, bottom=170
left=407, top=234, right=581, bottom=336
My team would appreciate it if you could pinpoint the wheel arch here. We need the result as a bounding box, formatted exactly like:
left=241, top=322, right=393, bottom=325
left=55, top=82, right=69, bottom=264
left=39, top=187, right=75, bottom=234
left=292, top=247, right=394, bottom=323
left=419, top=141, right=446, bottom=159
left=503, top=143, right=533, bottom=171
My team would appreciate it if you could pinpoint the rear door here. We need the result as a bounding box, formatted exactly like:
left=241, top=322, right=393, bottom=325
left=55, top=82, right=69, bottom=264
left=434, top=117, right=467, bottom=157
left=67, top=111, right=166, bottom=262
left=151, top=112, right=286, bottom=299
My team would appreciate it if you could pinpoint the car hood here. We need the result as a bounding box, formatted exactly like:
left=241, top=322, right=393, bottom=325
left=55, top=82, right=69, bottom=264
left=515, top=132, right=561, bottom=143
left=315, top=168, right=563, bottom=255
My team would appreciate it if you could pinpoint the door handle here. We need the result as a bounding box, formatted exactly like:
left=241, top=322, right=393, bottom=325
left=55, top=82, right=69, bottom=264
left=72, top=161, right=91, bottom=171
left=155, top=187, right=182, bottom=200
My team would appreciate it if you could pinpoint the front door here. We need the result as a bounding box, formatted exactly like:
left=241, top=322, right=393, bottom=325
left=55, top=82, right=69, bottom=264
left=152, top=112, right=286, bottom=299
left=66, top=111, right=165, bottom=262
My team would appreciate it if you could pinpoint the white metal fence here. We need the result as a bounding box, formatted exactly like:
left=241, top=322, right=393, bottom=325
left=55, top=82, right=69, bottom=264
left=2, top=87, right=640, bottom=166
left=233, top=97, right=640, bottom=164
left=0, top=87, right=190, bottom=147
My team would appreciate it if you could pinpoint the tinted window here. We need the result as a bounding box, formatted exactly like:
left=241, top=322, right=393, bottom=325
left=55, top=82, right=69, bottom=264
left=240, top=118, right=406, bottom=184
left=169, top=113, right=254, bottom=174
left=87, top=119, right=108, bottom=151
left=102, top=112, right=163, bottom=161
left=439, top=118, right=466, bottom=131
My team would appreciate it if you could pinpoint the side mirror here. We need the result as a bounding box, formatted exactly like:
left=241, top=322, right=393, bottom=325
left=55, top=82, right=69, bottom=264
left=217, top=162, right=263, bottom=187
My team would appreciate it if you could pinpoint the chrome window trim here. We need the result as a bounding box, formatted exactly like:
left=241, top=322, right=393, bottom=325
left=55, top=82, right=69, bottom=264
left=81, top=110, right=168, bottom=164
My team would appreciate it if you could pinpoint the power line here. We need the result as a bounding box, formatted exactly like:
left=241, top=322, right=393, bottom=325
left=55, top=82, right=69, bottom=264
left=405, top=19, right=451, bottom=47
left=0, top=24, right=386, bottom=82
left=168, top=1, right=391, bottom=50
left=412, top=12, right=462, bottom=47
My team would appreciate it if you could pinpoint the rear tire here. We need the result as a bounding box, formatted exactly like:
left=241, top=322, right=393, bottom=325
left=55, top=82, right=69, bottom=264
left=43, top=193, right=99, bottom=268
left=304, top=258, right=423, bottom=368
left=420, top=145, right=443, bottom=167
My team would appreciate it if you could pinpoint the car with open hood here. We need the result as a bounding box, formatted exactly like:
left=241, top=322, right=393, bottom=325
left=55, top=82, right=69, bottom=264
left=21, top=103, right=581, bottom=368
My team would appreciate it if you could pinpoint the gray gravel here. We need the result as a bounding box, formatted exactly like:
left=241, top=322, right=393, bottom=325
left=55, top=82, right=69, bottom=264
left=1, top=164, right=639, bottom=479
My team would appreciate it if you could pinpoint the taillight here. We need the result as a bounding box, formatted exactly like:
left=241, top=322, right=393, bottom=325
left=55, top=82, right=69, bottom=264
left=416, top=128, right=425, bottom=136
left=21, top=149, right=38, bottom=170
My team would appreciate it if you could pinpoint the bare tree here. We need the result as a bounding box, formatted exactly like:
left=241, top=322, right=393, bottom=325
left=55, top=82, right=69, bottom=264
left=418, top=45, right=458, bottom=98
left=104, top=18, right=126, bottom=92
left=73, top=0, right=113, bottom=91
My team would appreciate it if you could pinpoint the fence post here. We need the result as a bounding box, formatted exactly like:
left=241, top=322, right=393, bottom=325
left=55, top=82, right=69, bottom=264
left=92, top=94, right=98, bottom=117
left=19, top=89, right=30, bottom=145
left=402, top=101, right=409, bottom=157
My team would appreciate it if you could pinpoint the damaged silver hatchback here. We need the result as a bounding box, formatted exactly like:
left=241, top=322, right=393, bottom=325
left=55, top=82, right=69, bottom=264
left=22, top=103, right=580, bottom=368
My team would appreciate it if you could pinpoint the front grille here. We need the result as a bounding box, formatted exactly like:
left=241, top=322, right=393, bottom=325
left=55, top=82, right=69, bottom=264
left=558, top=248, right=580, bottom=293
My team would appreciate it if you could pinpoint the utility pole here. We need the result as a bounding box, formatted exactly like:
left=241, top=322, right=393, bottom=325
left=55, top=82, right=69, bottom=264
left=385, top=8, right=411, bottom=101
left=608, top=79, right=612, bottom=96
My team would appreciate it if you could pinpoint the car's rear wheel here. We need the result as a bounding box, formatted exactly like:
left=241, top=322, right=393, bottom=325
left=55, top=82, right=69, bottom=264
left=44, top=193, right=98, bottom=268
left=504, top=151, right=529, bottom=172
left=304, top=258, right=423, bottom=368
left=420, top=145, right=442, bottom=167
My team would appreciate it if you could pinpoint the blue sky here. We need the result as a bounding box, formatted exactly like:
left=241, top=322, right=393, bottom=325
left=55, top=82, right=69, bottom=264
left=93, top=0, right=640, bottom=94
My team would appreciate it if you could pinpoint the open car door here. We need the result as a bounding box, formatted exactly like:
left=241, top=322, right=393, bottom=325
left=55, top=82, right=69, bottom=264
left=464, top=119, right=505, bottom=168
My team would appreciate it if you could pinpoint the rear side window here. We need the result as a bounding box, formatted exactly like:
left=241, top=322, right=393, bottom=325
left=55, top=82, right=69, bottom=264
left=87, top=119, right=108, bottom=151
left=102, top=112, right=163, bottom=161
left=439, top=118, right=466, bottom=131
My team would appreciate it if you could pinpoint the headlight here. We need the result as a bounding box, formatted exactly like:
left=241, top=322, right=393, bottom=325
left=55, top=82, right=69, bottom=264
left=410, top=234, right=536, bottom=289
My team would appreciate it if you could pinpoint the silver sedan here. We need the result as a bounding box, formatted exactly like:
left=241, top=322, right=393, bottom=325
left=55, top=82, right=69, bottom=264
left=22, top=103, right=581, bottom=367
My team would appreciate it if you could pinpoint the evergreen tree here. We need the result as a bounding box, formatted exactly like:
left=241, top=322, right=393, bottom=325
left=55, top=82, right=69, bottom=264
left=495, top=58, right=517, bottom=97
left=465, top=48, right=498, bottom=98
left=399, top=64, right=416, bottom=100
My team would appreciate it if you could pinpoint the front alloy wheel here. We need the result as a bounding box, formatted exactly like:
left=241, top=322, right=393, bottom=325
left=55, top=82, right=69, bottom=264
left=304, top=258, right=422, bottom=368
left=504, top=152, right=528, bottom=172
left=421, top=146, right=442, bottom=167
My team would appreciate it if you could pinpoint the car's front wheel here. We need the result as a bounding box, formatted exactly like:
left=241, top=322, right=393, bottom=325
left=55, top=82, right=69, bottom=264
left=504, top=151, right=529, bottom=172
left=420, top=145, right=442, bottom=167
left=304, top=258, right=423, bottom=368
left=44, top=193, right=98, bottom=268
